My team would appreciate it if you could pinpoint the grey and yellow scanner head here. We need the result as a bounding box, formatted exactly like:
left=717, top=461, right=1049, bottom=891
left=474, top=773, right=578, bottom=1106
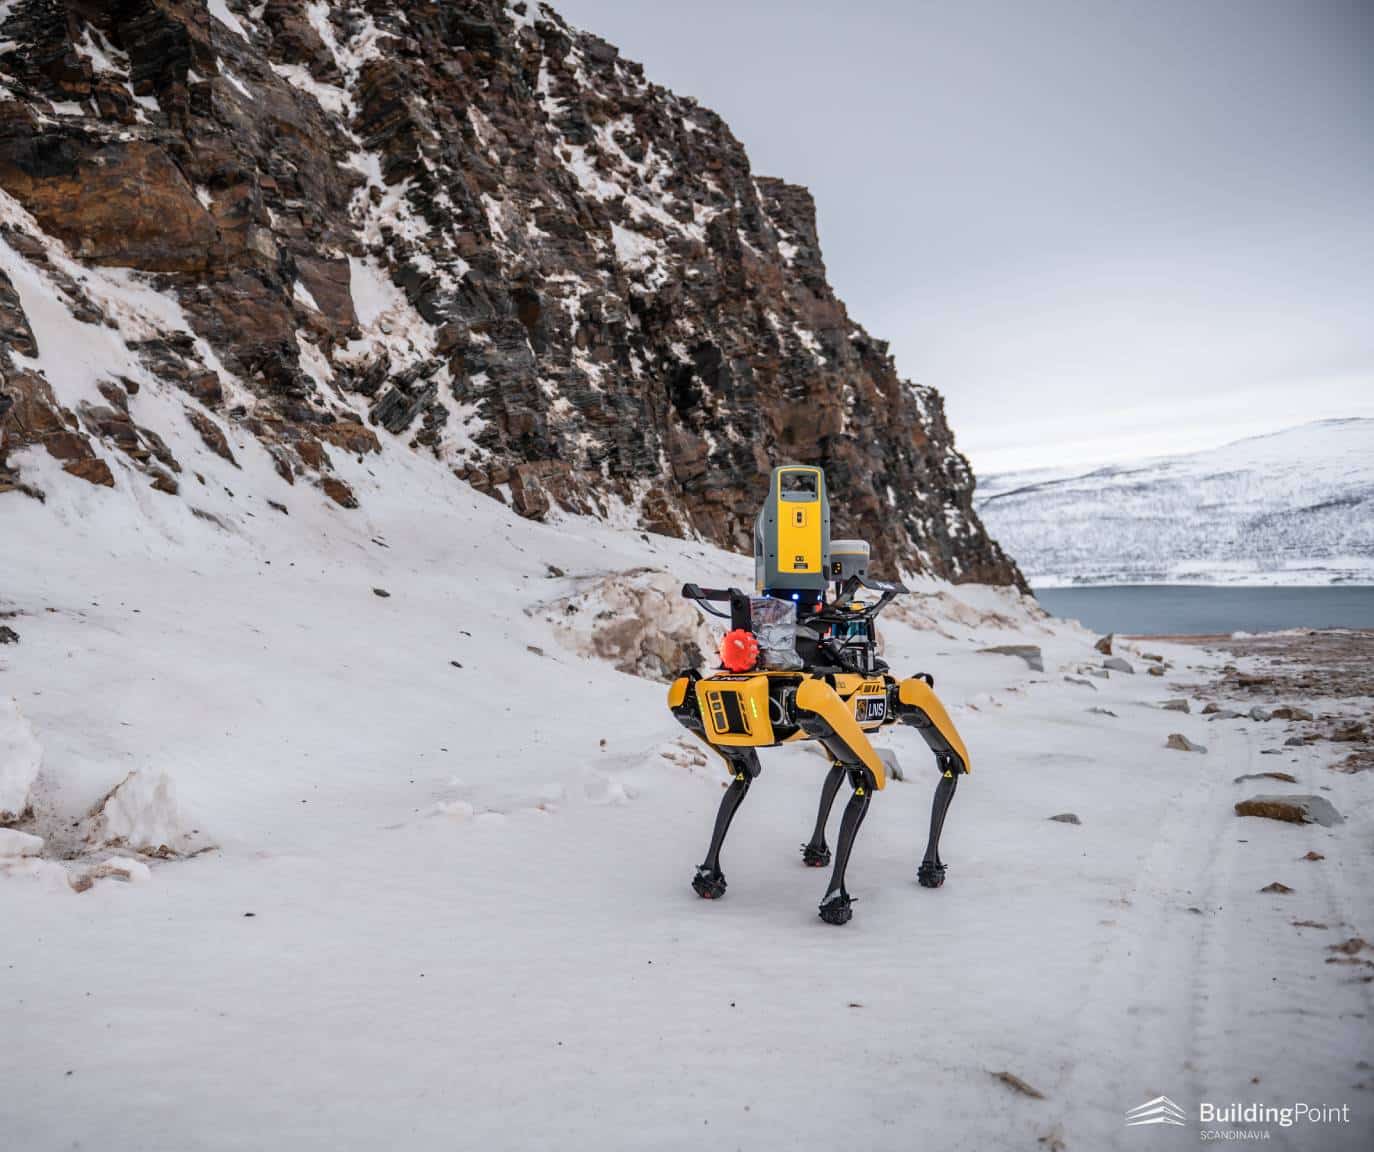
left=754, top=465, right=831, bottom=596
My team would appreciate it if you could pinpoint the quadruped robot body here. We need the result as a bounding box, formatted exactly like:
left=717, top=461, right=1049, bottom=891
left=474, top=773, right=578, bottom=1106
left=668, top=464, right=971, bottom=925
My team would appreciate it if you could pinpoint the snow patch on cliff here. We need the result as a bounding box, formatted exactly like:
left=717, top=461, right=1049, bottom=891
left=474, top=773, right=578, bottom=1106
left=208, top=0, right=250, bottom=42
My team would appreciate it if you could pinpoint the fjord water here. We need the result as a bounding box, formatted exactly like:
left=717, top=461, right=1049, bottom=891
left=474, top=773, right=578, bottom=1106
left=1035, top=585, right=1374, bottom=636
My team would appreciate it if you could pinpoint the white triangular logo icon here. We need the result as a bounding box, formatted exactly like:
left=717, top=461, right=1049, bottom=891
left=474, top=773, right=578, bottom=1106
left=1125, top=1096, right=1187, bottom=1126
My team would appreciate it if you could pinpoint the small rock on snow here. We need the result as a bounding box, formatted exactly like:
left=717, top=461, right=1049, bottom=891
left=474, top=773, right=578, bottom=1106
left=1249, top=706, right=1272, bottom=721
left=1048, top=813, right=1080, bottom=825
left=373, top=587, right=391, bottom=598
left=1259, top=881, right=1294, bottom=894
left=1103, top=657, right=1134, bottom=674
left=1094, top=633, right=1113, bottom=655
left=978, top=645, right=1044, bottom=672
left=1233, top=771, right=1297, bottom=784
left=991, top=1070, right=1045, bottom=1099
left=0, top=625, right=19, bottom=644
left=1161, top=699, right=1190, bottom=713
left=1166, top=733, right=1206, bottom=754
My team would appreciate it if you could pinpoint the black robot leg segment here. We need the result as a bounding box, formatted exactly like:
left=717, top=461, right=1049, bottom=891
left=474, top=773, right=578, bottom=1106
left=818, top=768, right=874, bottom=925
left=918, top=764, right=959, bottom=888
left=693, top=749, right=761, bottom=900
left=801, top=761, right=846, bottom=867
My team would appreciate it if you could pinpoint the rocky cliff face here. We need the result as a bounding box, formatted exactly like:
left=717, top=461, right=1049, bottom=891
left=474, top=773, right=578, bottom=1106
left=0, top=0, right=1022, bottom=587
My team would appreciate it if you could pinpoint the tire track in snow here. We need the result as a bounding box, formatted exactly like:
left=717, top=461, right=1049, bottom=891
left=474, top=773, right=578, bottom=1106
left=1046, top=720, right=1236, bottom=1147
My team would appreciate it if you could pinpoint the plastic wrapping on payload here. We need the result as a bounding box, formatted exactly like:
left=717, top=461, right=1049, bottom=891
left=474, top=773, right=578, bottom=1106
left=750, top=596, right=803, bottom=670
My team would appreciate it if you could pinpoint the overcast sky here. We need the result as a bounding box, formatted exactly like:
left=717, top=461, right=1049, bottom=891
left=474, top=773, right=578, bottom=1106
left=552, top=0, right=1374, bottom=474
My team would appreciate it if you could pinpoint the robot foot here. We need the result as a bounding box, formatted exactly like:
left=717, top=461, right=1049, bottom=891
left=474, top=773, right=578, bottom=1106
left=817, top=887, right=853, bottom=925
left=692, top=866, right=727, bottom=900
left=917, top=861, right=947, bottom=889
left=800, top=843, right=831, bottom=868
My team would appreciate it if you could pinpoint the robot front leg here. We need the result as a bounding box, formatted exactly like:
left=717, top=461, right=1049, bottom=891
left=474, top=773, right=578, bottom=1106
left=692, top=749, right=761, bottom=900
left=801, top=761, right=846, bottom=867
left=918, top=765, right=959, bottom=888
left=818, top=768, right=874, bottom=925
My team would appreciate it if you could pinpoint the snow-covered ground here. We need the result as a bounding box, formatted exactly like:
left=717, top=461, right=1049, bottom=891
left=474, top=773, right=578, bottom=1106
left=3, top=432, right=1371, bottom=1150
left=977, top=419, right=1374, bottom=587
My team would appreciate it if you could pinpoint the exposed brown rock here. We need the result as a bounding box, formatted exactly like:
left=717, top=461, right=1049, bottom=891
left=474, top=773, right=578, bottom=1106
left=320, top=475, right=357, bottom=508
left=62, top=456, right=115, bottom=487
left=185, top=409, right=238, bottom=467
left=316, top=421, right=381, bottom=457
left=0, top=133, right=217, bottom=273
left=0, top=367, right=110, bottom=485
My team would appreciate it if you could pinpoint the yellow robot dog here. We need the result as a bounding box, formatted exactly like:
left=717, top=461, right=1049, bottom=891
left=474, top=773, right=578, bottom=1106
left=668, top=464, right=971, bottom=925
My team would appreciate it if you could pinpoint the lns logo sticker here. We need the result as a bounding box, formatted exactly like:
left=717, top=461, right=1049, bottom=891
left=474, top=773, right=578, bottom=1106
left=1125, top=1096, right=1187, bottom=1127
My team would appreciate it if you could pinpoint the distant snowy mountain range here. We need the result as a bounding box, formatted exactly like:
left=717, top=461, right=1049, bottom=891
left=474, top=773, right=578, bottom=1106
left=975, top=419, right=1374, bottom=587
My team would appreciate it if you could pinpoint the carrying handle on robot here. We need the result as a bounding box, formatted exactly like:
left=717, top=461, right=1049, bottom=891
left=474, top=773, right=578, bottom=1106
left=681, top=584, right=752, bottom=632
left=834, top=573, right=907, bottom=619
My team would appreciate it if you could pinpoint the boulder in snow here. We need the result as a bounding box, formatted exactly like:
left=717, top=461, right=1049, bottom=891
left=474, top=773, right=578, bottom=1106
left=1166, top=733, right=1206, bottom=754
left=0, top=696, right=42, bottom=823
left=1094, top=633, right=1113, bottom=655
left=1235, top=795, right=1343, bottom=827
left=91, top=770, right=191, bottom=855
left=1103, top=657, right=1134, bottom=674
left=534, top=568, right=714, bottom=682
